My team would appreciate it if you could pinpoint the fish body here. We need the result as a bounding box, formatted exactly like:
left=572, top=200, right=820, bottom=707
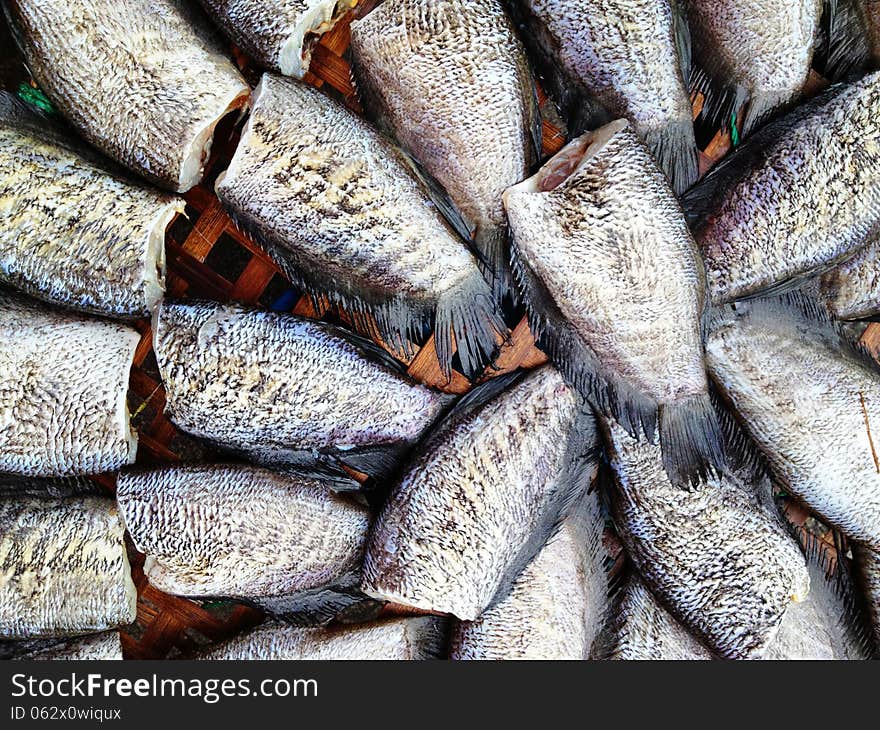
left=0, top=93, right=182, bottom=318
left=0, top=291, right=139, bottom=477
left=117, top=465, right=371, bottom=621
left=511, top=0, right=697, bottom=193
left=706, top=298, right=880, bottom=551
left=197, top=0, right=357, bottom=78
left=504, top=121, right=721, bottom=488
left=0, top=497, right=136, bottom=639
left=449, top=491, right=608, bottom=660
left=216, top=75, right=503, bottom=378
left=12, top=631, right=123, bottom=660
left=4, top=0, right=250, bottom=191
left=684, top=71, right=880, bottom=305
left=361, top=367, right=599, bottom=621
left=686, top=0, right=822, bottom=134
left=821, top=237, right=880, bottom=320
left=198, top=617, right=445, bottom=660
left=604, top=418, right=810, bottom=659
left=153, top=300, right=451, bottom=479
left=349, top=0, right=540, bottom=294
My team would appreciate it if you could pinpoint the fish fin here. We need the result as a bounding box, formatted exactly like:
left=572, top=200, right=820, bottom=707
left=671, top=0, right=692, bottom=87
left=658, top=392, right=726, bottom=489
left=689, top=62, right=749, bottom=131
left=740, top=90, right=796, bottom=137
left=434, top=268, right=507, bottom=380
left=709, top=384, right=768, bottom=481
left=852, top=543, right=880, bottom=657
left=511, top=236, right=659, bottom=441
left=474, top=224, right=515, bottom=303
left=252, top=575, right=372, bottom=627
left=323, top=321, right=410, bottom=375
left=395, top=147, right=476, bottom=244
left=819, top=0, right=872, bottom=81
left=407, top=617, right=450, bottom=660
left=643, top=120, right=700, bottom=195
left=442, top=371, right=524, bottom=423
left=0, top=474, right=105, bottom=499
left=485, top=406, right=601, bottom=611
left=331, top=442, right=411, bottom=482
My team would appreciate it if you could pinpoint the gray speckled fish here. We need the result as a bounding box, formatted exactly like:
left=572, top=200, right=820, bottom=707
left=607, top=542, right=872, bottom=660
left=0, top=291, right=139, bottom=477
left=0, top=496, right=136, bottom=639
left=197, top=0, right=357, bottom=78
left=504, top=121, right=722, bottom=488
left=0, top=93, right=183, bottom=318
left=684, top=71, right=880, bottom=305
left=216, top=75, right=504, bottom=378
left=10, top=631, right=124, bottom=660
left=603, top=418, right=810, bottom=659
left=449, top=491, right=608, bottom=660
left=198, top=617, right=445, bottom=660
left=510, top=0, right=697, bottom=194
left=707, top=297, right=880, bottom=551
left=686, top=0, right=823, bottom=134
left=349, top=0, right=540, bottom=295
left=820, top=237, right=880, bottom=320
left=4, top=0, right=250, bottom=192
left=361, top=367, right=599, bottom=621
left=117, top=464, right=371, bottom=623
left=153, top=300, right=452, bottom=481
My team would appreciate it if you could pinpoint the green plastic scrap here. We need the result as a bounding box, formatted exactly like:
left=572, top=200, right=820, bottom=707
left=17, top=83, right=55, bottom=114
left=730, top=112, right=740, bottom=147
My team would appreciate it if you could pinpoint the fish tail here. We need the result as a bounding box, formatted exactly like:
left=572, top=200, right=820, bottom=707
left=643, top=120, right=700, bottom=194
left=658, top=392, right=726, bottom=489
left=820, top=0, right=872, bottom=81
left=740, top=90, right=794, bottom=136
left=435, top=268, right=508, bottom=381
left=473, top=225, right=514, bottom=302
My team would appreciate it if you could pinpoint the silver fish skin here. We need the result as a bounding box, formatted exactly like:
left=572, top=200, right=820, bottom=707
left=820, top=236, right=880, bottom=320
left=198, top=617, right=446, bottom=660
left=0, top=291, right=139, bottom=477
left=603, top=418, right=810, bottom=659
left=511, top=0, right=698, bottom=194
left=504, top=121, right=722, bottom=488
left=602, top=575, right=714, bottom=660
left=608, top=559, right=871, bottom=660
left=349, top=0, right=540, bottom=294
left=0, top=93, right=183, bottom=318
left=686, top=0, right=822, bottom=134
left=706, top=298, right=880, bottom=551
left=361, top=367, right=599, bottom=621
left=684, top=71, right=880, bottom=305
left=216, top=75, right=503, bottom=378
left=449, top=491, right=608, bottom=660
left=0, top=497, right=137, bottom=639
left=153, top=300, right=451, bottom=479
left=197, top=0, right=357, bottom=78
left=853, top=544, right=880, bottom=655
left=4, top=0, right=250, bottom=192
left=117, top=465, right=371, bottom=610
left=12, top=631, right=124, bottom=660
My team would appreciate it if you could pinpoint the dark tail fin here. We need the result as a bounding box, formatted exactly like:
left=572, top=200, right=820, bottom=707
left=644, top=119, right=700, bottom=195
left=434, top=268, right=507, bottom=381
left=658, top=392, right=726, bottom=489
left=473, top=225, right=514, bottom=302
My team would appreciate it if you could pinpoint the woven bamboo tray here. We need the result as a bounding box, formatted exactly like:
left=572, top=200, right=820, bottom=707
left=0, top=5, right=858, bottom=658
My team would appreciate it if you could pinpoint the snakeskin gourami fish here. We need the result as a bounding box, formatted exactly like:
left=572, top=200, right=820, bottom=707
left=196, top=0, right=358, bottom=78
left=215, top=74, right=504, bottom=379
left=0, top=92, right=183, bottom=318
left=510, top=0, right=698, bottom=193
left=349, top=0, right=540, bottom=296
left=361, top=367, right=599, bottom=621
left=504, top=120, right=723, bottom=488
left=4, top=0, right=250, bottom=191
left=153, top=300, right=453, bottom=482
left=0, top=291, right=139, bottom=477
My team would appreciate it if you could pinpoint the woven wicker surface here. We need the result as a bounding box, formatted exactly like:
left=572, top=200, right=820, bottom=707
left=0, top=6, right=859, bottom=658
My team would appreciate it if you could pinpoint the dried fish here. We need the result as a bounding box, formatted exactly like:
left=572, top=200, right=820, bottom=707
left=0, top=496, right=136, bottom=639
left=0, top=291, right=139, bottom=477
left=153, top=300, right=452, bottom=480
left=4, top=0, right=250, bottom=191
left=821, top=237, right=880, bottom=320
left=504, top=121, right=722, bottom=487
left=362, top=367, right=599, bottom=621
left=216, top=75, right=504, bottom=378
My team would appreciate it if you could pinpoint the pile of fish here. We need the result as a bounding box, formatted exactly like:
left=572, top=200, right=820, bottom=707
left=3, top=0, right=880, bottom=661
